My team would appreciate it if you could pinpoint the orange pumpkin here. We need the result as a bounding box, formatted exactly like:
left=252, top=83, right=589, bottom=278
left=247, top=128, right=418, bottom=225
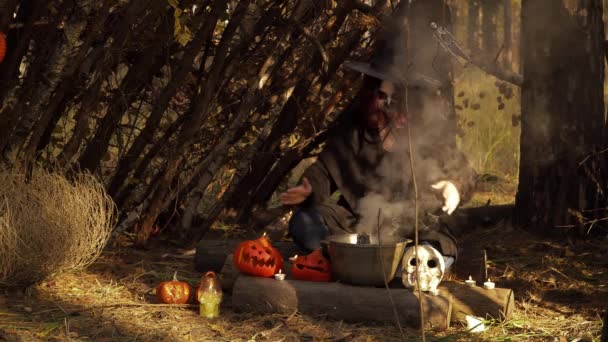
left=156, top=271, right=191, bottom=304
left=0, top=32, right=5, bottom=64
left=0, top=32, right=6, bottom=63
left=233, top=234, right=283, bottom=277
left=291, top=249, right=332, bottom=282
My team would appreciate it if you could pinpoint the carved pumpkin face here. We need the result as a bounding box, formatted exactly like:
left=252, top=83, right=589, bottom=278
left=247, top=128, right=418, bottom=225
left=233, top=235, right=283, bottom=277
left=156, top=272, right=191, bottom=304
left=291, top=249, right=332, bottom=282
left=0, top=32, right=5, bottom=64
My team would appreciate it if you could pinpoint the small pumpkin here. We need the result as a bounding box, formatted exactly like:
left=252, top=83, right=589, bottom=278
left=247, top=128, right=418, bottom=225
left=291, top=248, right=332, bottom=282
left=156, top=271, right=191, bottom=304
left=0, top=32, right=5, bottom=64
left=233, top=234, right=283, bottom=277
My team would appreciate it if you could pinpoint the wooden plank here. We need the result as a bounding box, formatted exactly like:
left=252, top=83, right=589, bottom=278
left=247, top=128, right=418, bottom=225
left=232, top=275, right=452, bottom=330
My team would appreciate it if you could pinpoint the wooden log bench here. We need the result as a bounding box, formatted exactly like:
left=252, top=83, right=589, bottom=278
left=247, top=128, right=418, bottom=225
left=219, top=254, right=514, bottom=331
left=232, top=275, right=453, bottom=330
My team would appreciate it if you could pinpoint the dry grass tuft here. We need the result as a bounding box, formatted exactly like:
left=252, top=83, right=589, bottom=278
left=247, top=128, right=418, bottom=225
left=0, top=169, right=116, bottom=286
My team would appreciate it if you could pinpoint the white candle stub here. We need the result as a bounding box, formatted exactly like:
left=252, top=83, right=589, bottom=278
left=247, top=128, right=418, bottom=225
left=483, top=278, right=495, bottom=290
left=274, top=269, right=285, bottom=281
left=465, top=275, right=476, bottom=287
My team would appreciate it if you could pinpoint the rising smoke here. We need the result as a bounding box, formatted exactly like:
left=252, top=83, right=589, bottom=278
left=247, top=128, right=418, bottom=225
left=352, top=0, right=463, bottom=242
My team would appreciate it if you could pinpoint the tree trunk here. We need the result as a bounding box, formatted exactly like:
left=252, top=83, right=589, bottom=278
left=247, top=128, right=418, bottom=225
left=56, top=75, right=104, bottom=166
left=0, top=39, right=52, bottom=163
left=481, top=0, right=499, bottom=60
left=57, top=0, right=152, bottom=167
left=134, top=0, right=230, bottom=246
left=225, top=4, right=353, bottom=216
left=239, top=18, right=368, bottom=221
left=0, top=18, right=65, bottom=165
left=502, top=0, right=513, bottom=69
left=113, top=113, right=189, bottom=212
left=516, top=0, right=606, bottom=236
left=467, top=0, right=480, bottom=54
left=106, top=7, right=217, bottom=198
left=179, top=35, right=289, bottom=234
left=78, top=2, right=167, bottom=173
left=21, top=1, right=109, bottom=169
left=0, top=0, right=46, bottom=106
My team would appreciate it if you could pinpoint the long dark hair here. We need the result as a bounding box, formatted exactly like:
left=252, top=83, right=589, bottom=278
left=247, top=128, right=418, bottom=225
left=336, top=75, right=383, bottom=128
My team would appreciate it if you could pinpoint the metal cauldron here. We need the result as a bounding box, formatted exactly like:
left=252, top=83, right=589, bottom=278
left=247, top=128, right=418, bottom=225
left=322, top=233, right=410, bottom=286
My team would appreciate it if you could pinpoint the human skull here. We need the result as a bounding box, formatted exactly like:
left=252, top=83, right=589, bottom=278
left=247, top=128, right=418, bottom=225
left=401, top=245, right=446, bottom=292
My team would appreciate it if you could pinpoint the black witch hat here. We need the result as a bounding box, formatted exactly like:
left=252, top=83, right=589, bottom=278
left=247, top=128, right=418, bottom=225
left=344, top=58, right=442, bottom=89
left=343, top=8, right=443, bottom=89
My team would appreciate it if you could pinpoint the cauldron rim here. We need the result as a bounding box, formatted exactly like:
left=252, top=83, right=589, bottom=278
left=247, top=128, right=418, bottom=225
left=323, top=233, right=411, bottom=248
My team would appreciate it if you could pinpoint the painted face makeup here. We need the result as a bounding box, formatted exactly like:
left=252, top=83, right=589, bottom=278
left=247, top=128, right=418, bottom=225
left=377, top=80, right=398, bottom=110
left=365, top=80, right=407, bottom=132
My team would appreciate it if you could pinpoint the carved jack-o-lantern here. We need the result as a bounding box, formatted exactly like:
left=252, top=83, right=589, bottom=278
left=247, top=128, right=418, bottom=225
left=291, top=249, right=332, bottom=282
left=233, top=234, right=283, bottom=277
left=0, top=32, right=6, bottom=64
left=156, top=271, right=192, bottom=304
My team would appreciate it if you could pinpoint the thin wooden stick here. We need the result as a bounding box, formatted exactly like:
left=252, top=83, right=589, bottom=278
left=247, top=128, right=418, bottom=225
left=407, top=114, right=426, bottom=342
left=405, top=2, right=425, bottom=340
left=376, top=208, right=406, bottom=341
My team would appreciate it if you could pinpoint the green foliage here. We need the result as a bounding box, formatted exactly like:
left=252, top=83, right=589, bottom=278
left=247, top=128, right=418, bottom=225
left=455, top=68, right=521, bottom=182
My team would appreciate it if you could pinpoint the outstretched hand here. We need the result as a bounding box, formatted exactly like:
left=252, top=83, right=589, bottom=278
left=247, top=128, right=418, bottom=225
left=431, top=180, right=460, bottom=215
left=280, top=177, right=312, bottom=206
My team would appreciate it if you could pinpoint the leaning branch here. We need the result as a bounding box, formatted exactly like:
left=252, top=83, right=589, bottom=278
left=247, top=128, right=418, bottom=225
left=468, top=55, right=524, bottom=86
left=430, top=22, right=524, bottom=86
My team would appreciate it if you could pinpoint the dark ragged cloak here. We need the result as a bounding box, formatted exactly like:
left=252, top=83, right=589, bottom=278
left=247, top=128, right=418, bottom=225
left=301, top=110, right=476, bottom=257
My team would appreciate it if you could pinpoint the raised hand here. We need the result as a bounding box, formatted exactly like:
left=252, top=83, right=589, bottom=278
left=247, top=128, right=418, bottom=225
left=280, top=177, right=312, bottom=205
left=431, top=180, right=460, bottom=215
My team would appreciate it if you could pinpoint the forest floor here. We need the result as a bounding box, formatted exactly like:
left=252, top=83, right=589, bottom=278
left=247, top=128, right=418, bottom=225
left=1, top=182, right=607, bottom=341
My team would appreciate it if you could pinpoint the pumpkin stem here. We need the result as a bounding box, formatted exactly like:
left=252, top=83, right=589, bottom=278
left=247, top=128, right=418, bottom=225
left=172, top=271, right=178, bottom=281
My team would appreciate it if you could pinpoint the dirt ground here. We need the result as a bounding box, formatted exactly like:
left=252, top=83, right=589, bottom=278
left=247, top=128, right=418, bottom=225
left=0, top=221, right=607, bottom=341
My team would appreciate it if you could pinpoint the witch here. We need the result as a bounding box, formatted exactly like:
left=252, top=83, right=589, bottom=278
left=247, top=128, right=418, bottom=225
left=279, top=15, right=476, bottom=268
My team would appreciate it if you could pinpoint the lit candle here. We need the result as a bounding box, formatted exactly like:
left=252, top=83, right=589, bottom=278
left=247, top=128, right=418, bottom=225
left=274, top=269, right=285, bottom=281
left=465, top=275, right=476, bottom=287
left=289, top=254, right=298, bottom=262
left=483, top=278, right=495, bottom=290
